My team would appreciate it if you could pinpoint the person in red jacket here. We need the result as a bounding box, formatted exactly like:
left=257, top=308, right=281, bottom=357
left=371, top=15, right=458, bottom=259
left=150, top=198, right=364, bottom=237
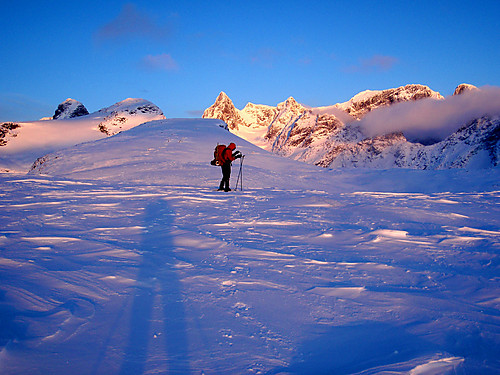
left=219, top=143, right=242, bottom=191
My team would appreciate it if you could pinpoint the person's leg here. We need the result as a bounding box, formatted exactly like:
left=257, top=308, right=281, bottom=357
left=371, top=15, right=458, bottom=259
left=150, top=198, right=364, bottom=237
left=219, top=165, right=225, bottom=190
left=222, top=163, right=231, bottom=191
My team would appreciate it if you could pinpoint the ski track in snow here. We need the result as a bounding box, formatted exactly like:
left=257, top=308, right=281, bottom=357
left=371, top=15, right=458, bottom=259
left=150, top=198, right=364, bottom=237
left=0, top=173, right=499, bottom=374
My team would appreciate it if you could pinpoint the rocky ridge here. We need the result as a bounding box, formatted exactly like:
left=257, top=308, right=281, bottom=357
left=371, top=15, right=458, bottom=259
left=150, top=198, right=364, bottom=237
left=0, top=122, right=20, bottom=147
left=203, top=84, right=442, bottom=153
left=203, top=84, right=499, bottom=169
left=334, top=84, right=444, bottom=119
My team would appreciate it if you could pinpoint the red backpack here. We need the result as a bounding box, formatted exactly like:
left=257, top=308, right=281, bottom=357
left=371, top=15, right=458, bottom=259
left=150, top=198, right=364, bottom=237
left=213, top=144, right=228, bottom=166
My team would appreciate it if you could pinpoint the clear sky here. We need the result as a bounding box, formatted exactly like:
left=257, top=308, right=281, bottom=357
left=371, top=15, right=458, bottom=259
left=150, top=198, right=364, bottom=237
left=1, top=0, right=499, bottom=122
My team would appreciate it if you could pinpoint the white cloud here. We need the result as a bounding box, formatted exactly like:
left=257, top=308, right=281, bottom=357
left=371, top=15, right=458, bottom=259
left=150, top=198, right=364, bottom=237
left=358, top=86, right=500, bottom=143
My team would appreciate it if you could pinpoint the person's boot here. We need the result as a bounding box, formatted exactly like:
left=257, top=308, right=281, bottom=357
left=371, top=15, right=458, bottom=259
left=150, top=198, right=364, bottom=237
left=218, top=181, right=224, bottom=191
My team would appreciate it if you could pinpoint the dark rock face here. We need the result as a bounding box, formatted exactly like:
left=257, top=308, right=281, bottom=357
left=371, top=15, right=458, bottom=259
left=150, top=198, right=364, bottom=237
left=0, top=122, right=20, bottom=146
left=53, top=99, right=89, bottom=119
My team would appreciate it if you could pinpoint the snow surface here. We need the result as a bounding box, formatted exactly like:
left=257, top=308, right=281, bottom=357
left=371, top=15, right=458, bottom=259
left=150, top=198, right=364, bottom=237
left=1, top=118, right=499, bottom=374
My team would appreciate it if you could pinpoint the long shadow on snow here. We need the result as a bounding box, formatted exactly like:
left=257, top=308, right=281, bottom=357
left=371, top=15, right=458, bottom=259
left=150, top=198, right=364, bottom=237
left=119, top=199, right=190, bottom=374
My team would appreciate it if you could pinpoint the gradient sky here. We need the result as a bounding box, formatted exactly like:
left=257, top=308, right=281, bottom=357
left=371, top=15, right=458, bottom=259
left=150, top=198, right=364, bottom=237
left=1, top=0, right=499, bottom=122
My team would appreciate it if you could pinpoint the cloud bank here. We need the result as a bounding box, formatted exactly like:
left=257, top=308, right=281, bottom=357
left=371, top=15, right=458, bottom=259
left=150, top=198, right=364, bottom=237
left=359, top=86, right=500, bottom=143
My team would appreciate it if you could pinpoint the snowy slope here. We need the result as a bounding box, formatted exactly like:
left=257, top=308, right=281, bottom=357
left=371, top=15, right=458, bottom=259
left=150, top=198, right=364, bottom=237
left=1, top=118, right=498, bottom=374
left=28, top=118, right=321, bottom=190
left=0, top=98, right=165, bottom=172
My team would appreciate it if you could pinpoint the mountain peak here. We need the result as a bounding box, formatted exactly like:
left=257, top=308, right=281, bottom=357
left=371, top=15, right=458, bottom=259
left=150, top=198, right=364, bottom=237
left=98, top=98, right=163, bottom=115
left=96, top=98, right=165, bottom=135
left=277, top=96, right=304, bottom=112
left=216, top=91, right=231, bottom=101
left=454, top=83, right=479, bottom=96
left=202, top=92, right=242, bottom=130
left=53, top=98, right=89, bottom=120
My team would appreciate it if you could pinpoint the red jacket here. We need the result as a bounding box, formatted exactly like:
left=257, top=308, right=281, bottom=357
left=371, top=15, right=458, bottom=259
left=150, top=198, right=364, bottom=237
left=223, top=143, right=236, bottom=163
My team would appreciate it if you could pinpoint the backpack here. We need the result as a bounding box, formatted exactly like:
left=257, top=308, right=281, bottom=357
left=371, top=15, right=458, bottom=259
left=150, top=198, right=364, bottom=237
left=212, top=144, right=228, bottom=166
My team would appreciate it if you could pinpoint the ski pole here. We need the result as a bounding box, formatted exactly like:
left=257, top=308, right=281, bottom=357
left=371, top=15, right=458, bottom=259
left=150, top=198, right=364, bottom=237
left=240, top=155, right=244, bottom=191
left=235, top=155, right=244, bottom=191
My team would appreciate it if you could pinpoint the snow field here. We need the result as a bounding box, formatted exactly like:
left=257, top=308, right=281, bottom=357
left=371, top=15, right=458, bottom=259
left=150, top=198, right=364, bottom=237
left=0, top=171, right=498, bottom=374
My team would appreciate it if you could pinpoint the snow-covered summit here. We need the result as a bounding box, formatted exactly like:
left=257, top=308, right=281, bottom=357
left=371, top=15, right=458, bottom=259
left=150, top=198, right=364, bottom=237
left=96, top=98, right=164, bottom=136
left=98, top=98, right=163, bottom=115
left=53, top=98, right=89, bottom=119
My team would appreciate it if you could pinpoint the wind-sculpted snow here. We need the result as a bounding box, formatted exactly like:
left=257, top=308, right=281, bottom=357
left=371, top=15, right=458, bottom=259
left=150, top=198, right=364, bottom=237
left=0, top=171, right=499, bottom=374
left=2, top=118, right=499, bottom=373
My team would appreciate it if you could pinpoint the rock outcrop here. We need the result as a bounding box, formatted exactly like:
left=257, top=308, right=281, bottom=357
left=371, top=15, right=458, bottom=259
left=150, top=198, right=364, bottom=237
left=53, top=98, right=89, bottom=119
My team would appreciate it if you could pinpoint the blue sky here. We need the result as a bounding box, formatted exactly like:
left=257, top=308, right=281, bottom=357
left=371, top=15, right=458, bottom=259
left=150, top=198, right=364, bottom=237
left=1, top=0, right=499, bottom=121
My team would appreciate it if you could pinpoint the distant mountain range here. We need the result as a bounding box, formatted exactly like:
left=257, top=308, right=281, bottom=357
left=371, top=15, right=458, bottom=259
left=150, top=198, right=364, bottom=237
left=202, top=84, right=500, bottom=169
left=0, top=98, right=164, bottom=172
left=2, top=83, right=499, bottom=172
